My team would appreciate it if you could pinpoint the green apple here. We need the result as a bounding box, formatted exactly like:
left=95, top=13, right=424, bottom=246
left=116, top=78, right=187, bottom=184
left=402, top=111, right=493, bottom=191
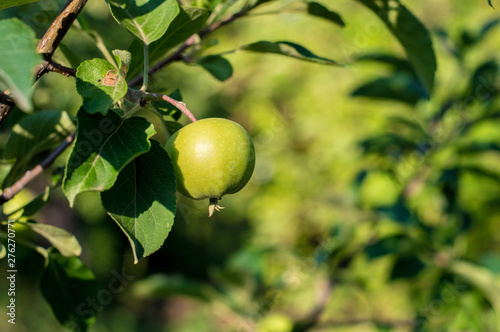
left=166, top=118, right=255, bottom=216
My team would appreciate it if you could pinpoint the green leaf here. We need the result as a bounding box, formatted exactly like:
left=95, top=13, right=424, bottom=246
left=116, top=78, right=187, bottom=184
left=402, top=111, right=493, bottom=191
left=488, top=0, right=494, bottom=8
left=390, top=256, right=425, bottom=279
left=0, top=242, right=5, bottom=259
left=480, top=254, right=500, bottom=275
left=450, top=260, right=500, bottom=309
left=365, top=235, right=415, bottom=260
left=25, top=221, right=82, bottom=257
left=0, top=159, right=15, bottom=188
left=0, top=0, right=39, bottom=10
left=197, top=55, right=233, bottom=81
left=101, top=140, right=176, bottom=264
left=351, top=73, right=427, bottom=105
left=377, top=198, right=414, bottom=224
left=164, top=120, right=183, bottom=135
left=306, top=2, right=345, bottom=27
left=127, top=7, right=209, bottom=79
left=76, top=58, right=128, bottom=115
left=4, top=110, right=75, bottom=185
left=241, top=41, right=343, bottom=66
left=63, top=109, right=156, bottom=206
left=152, top=89, right=182, bottom=121
left=7, top=186, right=50, bottom=218
left=357, top=0, right=436, bottom=96
left=107, top=0, right=180, bottom=44
left=129, top=274, right=212, bottom=300
left=40, top=249, right=99, bottom=332
left=112, top=49, right=132, bottom=78
left=0, top=18, right=42, bottom=111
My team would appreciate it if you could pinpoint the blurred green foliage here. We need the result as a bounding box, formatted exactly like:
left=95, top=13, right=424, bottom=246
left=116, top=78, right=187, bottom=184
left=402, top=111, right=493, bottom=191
left=1, top=0, right=500, bottom=331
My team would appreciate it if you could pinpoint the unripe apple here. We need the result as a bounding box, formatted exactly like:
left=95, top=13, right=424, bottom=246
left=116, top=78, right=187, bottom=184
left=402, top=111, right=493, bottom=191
left=166, top=118, right=255, bottom=216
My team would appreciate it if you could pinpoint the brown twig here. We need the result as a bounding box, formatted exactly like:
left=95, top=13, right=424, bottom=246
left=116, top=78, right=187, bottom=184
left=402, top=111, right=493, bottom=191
left=127, top=10, right=248, bottom=87
left=35, top=60, right=77, bottom=80
left=0, top=132, right=76, bottom=205
left=36, top=0, right=89, bottom=59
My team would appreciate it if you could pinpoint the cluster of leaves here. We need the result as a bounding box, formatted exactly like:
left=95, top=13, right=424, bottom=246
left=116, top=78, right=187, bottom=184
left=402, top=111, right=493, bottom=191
left=350, top=17, right=500, bottom=329
left=0, top=0, right=473, bottom=330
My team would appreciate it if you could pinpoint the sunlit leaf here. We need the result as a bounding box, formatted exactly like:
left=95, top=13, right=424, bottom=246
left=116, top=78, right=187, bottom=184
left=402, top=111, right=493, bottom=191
left=76, top=58, right=128, bottom=115
left=107, top=0, right=180, bottom=44
left=0, top=0, right=39, bottom=10
left=25, top=221, right=82, bottom=257
left=0, top=18, right=42, bottom=111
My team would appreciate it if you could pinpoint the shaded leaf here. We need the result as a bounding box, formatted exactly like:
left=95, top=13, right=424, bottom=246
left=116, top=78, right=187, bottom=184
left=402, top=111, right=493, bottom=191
left=164, top=121, right=183, bottom=135
left=4, top=110, right=75, bottom=185
left=0, top=18, right=42, bottom=111
left=365, top=235, right=415, bottom=260
left=76, top=58, right=128, bottom=115
left=359, top=133, right=417, bottom=156
left=0, top=0, right=39, bottom=10
left=306, top=2, right=345, bottom=27
left=241, top=41, right=343, bottom=66
left=466, top=60, right=498, bottom=102
left=25, top=221, right=82, bottom=257
left=101, top=140, right=176, bottom=264
left=63, top=109, right=156, bottom=206
left=377, top=198, right=413, bottom=224
left=390, top=256, right=425, bottom=279
left=152, top=89, right=182, bottom=121
left=197, top=55, right=233, bottom=81
left=357, top=0, right=436, bottom=96
left=356, top=53, right=415, bottom=73
left=457, top=142, right=500, bottom=154
left=107, top=0, right=180, bottom=44
left=40, top=249, right=99, bottom=332
left=351, top=73, right=427, bottom=105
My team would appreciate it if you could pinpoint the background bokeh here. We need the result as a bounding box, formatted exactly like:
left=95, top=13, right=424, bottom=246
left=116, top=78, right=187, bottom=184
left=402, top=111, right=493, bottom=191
left=1, top=0, right=500, bottom=331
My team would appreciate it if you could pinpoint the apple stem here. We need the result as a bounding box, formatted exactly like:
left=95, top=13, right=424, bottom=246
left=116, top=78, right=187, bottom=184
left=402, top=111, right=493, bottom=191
left=160, top=94, right=198, bottom=123
left=135, top=90, right=198, bottom=123
left=208, top=197, right=225, bottom=217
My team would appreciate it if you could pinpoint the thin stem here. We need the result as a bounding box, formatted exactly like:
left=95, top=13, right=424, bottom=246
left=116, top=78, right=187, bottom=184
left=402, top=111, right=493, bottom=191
left=35, top=60, right=76, bottom=80
left=0, top=132, right=76, bottom=205
left=146, top=92, right=198, bottom=122
left=128, top=6, right=251, bottom=87
left=141, top=44, right=149, bottom=91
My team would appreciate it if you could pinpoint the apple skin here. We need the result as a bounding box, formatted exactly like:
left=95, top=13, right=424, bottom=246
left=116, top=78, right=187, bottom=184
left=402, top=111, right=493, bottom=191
left=165, top=118, right=255, bottom=201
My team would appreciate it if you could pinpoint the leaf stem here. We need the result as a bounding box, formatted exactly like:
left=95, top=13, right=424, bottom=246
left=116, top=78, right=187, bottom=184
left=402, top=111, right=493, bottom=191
left=141, top=43, right=149, bottom=92
left=148, top=92, right=198, bottom=123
